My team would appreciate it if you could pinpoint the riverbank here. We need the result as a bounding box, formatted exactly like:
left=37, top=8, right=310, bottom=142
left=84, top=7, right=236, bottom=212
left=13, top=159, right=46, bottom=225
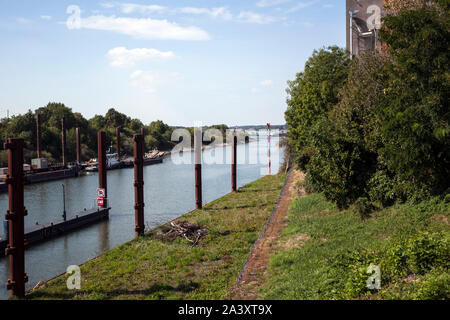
left=26, top=173, right=286, bottom=300
left=260, top=177, right=449, bottom=300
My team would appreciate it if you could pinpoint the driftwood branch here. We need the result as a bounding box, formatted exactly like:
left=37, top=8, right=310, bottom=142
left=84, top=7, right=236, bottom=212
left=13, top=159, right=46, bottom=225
left=156, top=221, right=209, bottom=246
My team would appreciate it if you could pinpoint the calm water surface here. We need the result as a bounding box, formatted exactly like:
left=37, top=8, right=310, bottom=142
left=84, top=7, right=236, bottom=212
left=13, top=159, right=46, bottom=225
left=0, top=135, right=283, bottom=299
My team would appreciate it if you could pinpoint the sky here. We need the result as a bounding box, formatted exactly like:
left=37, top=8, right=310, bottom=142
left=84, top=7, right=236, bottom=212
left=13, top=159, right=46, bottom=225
left=0, top=0, right=345, bottom=126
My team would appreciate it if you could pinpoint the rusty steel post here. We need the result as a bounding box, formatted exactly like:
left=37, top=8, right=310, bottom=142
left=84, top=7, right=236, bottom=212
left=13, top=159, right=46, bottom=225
left=36, top=113, right=42, bottom=159
left=61, top=117, right=67, bottom=167
left=194, top=127, right=202, bottom=209
left=115, top=127, right=121, bottom=160
left=4, top=139, right=28, bottom=297
left=133, top=134, right=145, bottom=236
left=76, top=128, right=81, bottom=164
left=231, top=132, right=237, bottom=192
left=98, top=131, right=107, bottom=208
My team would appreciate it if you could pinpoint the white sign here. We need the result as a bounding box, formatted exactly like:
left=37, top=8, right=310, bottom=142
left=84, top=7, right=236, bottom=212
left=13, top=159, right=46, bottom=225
left=97, top=188, right=106, bottom=198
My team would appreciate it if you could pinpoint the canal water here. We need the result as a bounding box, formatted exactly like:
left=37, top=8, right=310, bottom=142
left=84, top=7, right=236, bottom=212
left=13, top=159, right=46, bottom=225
left=0, top=134, right=283, bottom=299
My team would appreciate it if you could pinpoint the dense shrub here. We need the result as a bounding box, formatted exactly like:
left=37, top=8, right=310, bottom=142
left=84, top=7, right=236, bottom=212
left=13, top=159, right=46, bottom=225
left=305, top=116, right=377, bottom=208
left=353, top=197, right=377, bottom=220
left=285, top=46, right=350, bottom=170
left=378, top=4, right=450, bottom=196
left=285, top=3, right=449, bottom=208
left=303, top=53, right=386, bottom=208
left=340, top=231, right=449, bottom=299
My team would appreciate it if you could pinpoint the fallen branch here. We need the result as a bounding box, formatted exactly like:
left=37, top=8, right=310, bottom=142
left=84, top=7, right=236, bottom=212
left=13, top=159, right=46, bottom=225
left=155, top=221, right=209, bottom=246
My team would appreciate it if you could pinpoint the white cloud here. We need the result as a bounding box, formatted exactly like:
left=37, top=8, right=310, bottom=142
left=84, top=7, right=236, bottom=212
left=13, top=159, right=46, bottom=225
left=252, top=79, right=274, bottom=93
left=301, top=21, right=314, bottom=28
left=73, top=15, right=210, bottom=40
left=101, top=3, right=232, bottom=20
left=40, top=15, right=52, bottom=20
left=16, top=17, right=31, bottom=24
left=130, top=70, right=182, bottom=93
left=286, top=1, right=318, bottom=13
left=178, top=7, right=233, bottom=20
left=256, top=0, right=292, bottom=7
left=237, top=11, right=276, bottom=24
left=260, top=79, right=273, bottom=86
left=122, top=4, right=167, bottom=14
left=101, top=2, right=167, bottom=14
left=107, top=47, right=176, bottom=67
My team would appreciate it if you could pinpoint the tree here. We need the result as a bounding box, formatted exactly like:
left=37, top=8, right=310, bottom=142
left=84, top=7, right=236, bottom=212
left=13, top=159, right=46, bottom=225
left=306, top=53, right=387, bottom=208
left=0, top=105, right=176, bottom=166
left=146, top=120, right=173, bottom=150
left=384, top=0, right=449, bottom=14
left=285, top=46, right=351, bottom=170
left=104, top=108, right=129, bottom=128
left=378, top=3, right=450, bottom=194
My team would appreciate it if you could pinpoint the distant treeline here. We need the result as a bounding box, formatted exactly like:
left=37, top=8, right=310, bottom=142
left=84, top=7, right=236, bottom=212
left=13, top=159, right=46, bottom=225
left=0, top=103, right=229, bottom=167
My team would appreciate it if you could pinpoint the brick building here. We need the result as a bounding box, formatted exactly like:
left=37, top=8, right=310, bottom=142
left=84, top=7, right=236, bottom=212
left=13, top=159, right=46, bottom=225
left=346, top=0, right=385, bottom=57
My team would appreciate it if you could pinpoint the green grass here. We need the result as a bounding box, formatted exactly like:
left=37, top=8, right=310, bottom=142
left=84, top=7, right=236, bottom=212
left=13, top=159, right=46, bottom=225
left=27, top=174, right=286, bottom=300
left=262, top=193, right=450, bottom=300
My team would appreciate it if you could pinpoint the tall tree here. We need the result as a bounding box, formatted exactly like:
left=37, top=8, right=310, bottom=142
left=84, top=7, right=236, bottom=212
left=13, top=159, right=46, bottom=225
left=378, top=3, right=450, bottom=194
left=285, top=46, right=350, bottom=170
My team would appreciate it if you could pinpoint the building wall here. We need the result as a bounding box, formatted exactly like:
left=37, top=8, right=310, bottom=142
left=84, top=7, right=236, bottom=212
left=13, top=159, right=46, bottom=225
left=346, top=0, right=384, bottom=56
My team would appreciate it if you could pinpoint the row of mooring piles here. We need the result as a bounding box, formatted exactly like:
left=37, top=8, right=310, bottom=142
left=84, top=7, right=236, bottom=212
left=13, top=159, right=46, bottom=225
left=33, top=113, right=154, bottom=168
left=3, top=131, right=110, bottom=298
left=35, top=113, right=82, bottom=166
left=193, top=128, right=239, bottom=209
left=3, top=127, right=240, bottom=298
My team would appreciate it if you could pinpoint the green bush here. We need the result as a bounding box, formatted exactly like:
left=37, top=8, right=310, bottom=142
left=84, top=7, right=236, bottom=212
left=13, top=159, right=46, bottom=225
left=409, top=268, right=450, bottom=300
left=404, top=232, right=449, bottom=275
left=354, top=197, right=377, bottom=220
left=306, top=116, right=377, bottom=209
left=367, top=169, right=400, bottom=207
left=338, top=231, right=449, bottom=299
left=285, top=4, right=449, bottom=208
left=444, top=194, right=450, bottom=203
left=378, top=5, right=450, bottom=196
left=385, top=231, right=449, bottom=277
left=285, top=46, right=350, bottom=170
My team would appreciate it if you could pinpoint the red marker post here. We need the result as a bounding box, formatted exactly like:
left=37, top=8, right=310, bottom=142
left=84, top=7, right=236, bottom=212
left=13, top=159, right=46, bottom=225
left=267, top=123, right=271, bottom=175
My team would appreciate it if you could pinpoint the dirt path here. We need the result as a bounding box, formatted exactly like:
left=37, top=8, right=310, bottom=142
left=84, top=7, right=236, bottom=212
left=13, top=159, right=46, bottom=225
left=231, top=170, right=304, bottom=300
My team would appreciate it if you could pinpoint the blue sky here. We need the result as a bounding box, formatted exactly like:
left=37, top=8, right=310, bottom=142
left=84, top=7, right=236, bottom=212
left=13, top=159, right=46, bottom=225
left=0, top=0, right=345, bottom=126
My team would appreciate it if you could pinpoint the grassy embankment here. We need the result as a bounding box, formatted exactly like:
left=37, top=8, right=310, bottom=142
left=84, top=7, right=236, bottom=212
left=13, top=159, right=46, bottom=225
left=262, top=188, right=450, bottom=300
left=27, top=174, right=286, bottom=300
